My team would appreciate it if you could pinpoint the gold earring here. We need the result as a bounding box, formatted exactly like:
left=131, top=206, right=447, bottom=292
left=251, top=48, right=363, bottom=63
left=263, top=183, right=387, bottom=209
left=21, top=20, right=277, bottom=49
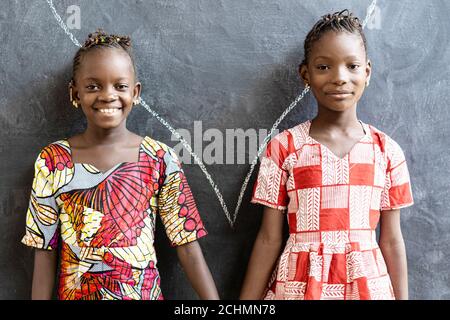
left=69, top=84, right=79, bottom=108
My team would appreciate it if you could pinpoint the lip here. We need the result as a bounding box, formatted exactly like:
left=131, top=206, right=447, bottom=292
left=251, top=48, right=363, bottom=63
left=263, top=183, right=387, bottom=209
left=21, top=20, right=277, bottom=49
left=326, top=91, right=353, bottom=95
left=93, top=106, right=123, bottom=116
left=326, top=91, right=353, bottom=99
left=93, top=106, right=123, bottom=110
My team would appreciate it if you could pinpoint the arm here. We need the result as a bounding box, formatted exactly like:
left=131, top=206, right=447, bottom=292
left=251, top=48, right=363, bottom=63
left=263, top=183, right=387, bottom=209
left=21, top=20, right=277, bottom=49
left=379, top=209, right=408, bottom=300
left=31, top=249, right=58, bottom=300
left=239, top=207, right=285, bottom=300
left=176, top=241, right=220, bottom=300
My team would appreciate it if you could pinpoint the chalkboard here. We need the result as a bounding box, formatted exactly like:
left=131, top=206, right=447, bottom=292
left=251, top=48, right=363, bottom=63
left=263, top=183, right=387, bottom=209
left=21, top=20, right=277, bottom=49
left=1, top=0, right=449, bottom=299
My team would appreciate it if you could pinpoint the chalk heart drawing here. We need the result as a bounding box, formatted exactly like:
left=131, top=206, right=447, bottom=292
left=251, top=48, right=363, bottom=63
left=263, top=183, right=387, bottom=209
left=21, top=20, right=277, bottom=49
left=45, top=0, right=378, bottom=228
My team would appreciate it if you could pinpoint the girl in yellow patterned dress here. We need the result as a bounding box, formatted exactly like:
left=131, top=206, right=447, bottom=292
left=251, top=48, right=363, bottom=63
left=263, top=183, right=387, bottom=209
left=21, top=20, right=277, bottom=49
left=22, top=30, right=219, bottom=300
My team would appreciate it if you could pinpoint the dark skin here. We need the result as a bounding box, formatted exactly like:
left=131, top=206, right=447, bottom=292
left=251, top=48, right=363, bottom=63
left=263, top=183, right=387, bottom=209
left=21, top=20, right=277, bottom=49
left=69, top=48, right=143, bottom=170
left=32, top=47, right=219, bottom=300
left=240, top=31, right=408, bottom=300
left=302, top=31, right=371, bottom=159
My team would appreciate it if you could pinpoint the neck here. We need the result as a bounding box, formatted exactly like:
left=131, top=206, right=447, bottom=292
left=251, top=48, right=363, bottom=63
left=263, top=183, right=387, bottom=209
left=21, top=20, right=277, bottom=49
left=313, top=103, right=360, bottom=131
left=82, top=122, right=131, bottom=146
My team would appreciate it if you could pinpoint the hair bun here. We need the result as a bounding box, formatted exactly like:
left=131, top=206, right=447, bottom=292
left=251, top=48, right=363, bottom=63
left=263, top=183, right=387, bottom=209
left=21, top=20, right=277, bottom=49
left=320, top=9, right=361, bottom=26
left=82, top=29, right=132, bottom=50
left=117, top=35, right=131, bottom=48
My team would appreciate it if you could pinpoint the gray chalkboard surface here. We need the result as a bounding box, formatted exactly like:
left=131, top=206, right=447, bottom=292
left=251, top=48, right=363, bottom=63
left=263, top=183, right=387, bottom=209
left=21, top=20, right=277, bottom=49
left=1, top=0, right=449, bottom=299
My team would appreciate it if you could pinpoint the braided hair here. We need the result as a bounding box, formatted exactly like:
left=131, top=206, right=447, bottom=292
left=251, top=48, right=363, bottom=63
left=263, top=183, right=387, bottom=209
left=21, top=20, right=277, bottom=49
left=72, top=29, right=137, bottom=83
left=300, top=9, right=367, bottom=67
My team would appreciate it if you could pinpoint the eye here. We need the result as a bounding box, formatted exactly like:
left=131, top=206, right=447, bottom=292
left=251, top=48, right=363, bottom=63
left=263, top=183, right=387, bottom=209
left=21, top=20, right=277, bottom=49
left=86, top=84, right=99, bottom=90
left=317, top=65, right=329, bottom=70
left=116, top=84, right=129, bottom=90
left=349, top=64, right=360, bottom=70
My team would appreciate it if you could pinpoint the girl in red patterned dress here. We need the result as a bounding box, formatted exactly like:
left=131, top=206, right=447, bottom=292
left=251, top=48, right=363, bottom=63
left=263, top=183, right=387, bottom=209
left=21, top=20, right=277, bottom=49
left=22, top=30, right=219, bottom=300
left=240, top=10, right=414, bottom=300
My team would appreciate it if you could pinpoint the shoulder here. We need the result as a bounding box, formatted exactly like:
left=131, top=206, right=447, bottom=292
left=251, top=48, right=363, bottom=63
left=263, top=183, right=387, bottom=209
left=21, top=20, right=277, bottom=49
left=31, top=139, right=72, bottom=180
left=263, top=121, right=310, bottom=170
left=365, top=123, right=407, bottom=164
left=35, top=139, right=71, bottom=164
left=268, top=120, right=311, bottom=155
left=141, top=136, right=179, bottom=163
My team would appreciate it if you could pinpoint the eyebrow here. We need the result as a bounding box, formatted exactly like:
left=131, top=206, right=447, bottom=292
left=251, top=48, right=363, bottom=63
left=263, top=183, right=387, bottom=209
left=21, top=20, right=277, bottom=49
left=313, top=55, right=362, bottom=62
left=82, top=77, right=131, bottom=82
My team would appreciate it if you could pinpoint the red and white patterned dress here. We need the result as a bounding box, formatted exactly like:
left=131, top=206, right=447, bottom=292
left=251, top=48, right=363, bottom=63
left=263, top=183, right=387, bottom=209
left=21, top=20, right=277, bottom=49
left=251, top=120, right=413, bottom=300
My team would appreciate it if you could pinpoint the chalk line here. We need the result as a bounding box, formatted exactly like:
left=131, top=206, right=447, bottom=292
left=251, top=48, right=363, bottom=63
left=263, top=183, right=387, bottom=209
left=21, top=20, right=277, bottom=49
left=45, top=0, right=378, bottom=228
left=139, top=100, right=232, bottom=225
left=363, top=0, right=378, bottom=28
left=46, top=0, right=82, bottom=47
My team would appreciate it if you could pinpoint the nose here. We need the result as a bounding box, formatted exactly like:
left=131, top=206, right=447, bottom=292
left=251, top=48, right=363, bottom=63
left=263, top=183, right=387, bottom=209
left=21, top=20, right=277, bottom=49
left=98, top=86, right=118, bottom=102
left=331, top=65, right=349, bottom=86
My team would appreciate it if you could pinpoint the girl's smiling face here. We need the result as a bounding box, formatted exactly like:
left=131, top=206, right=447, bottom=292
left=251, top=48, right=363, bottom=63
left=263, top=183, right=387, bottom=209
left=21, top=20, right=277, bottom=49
left=71, top=48, right=141, bottom=130
left=300, top=31, right=371, bottom=113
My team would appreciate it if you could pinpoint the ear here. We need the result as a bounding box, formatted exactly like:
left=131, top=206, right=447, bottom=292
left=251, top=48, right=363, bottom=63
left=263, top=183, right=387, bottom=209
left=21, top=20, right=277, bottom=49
left=365, top=59, right=372, bottom=85
left=133, top=81, right=142, bottom=102
left=68, top=80, right=79, bottom=101
left=299, top=63, right=310, bottom=87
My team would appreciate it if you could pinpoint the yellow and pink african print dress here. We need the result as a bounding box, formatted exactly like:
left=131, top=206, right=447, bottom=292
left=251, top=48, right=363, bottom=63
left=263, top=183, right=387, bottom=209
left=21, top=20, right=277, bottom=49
left=251, top=120, right=413, bottom=300
left=22, top=137, right=207, bottom=300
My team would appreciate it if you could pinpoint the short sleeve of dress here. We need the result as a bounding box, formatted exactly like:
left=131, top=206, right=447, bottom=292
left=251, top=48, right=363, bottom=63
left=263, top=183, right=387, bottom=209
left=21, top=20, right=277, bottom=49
left=21, top=150, right=60, bottom=250
left=158, top=148, right=208, bottom=247
left=380, top=138, right=414, bottom=211
left=251, top=132, right=290, bottom=210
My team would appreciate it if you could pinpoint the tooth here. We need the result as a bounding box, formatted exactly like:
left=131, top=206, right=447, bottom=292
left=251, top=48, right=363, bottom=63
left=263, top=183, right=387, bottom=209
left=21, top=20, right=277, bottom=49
left=98, top=108, right=119, bottom=113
